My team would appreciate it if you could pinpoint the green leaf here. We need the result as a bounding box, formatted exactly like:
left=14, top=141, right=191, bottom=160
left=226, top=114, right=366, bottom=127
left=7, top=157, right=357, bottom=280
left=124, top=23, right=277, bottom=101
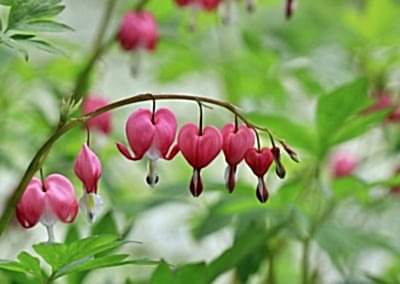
left=247, top=112, right=317, bottom=154
left=91, top=211, right=119, bottom=236
left=151, top=261, right=175, bottom=284
left=332, top=109, right=390, bottom=145
left=16, top=252, right=44, bottom=281
left=316, top=78, right=369, bottom=153
left=24, top=38, right=65, bottom=55
left=15, top=20, right=73, bottom=32
left=55, top=254, right=128, bottom=278
left=0, top=4, right=11, bottom=32
left=3, top=0, right=65, bottom=30
left=332, top=176, right=369, bottom=203
left=33, top=235, right=124, bottom=271
left=0, top=260, right=26, bottom=274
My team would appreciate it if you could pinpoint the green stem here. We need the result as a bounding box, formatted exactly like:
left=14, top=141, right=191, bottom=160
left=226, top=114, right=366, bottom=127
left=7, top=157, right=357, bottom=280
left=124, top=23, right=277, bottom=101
left=0, top=93, right=280, bottom=236
left=70, top=0, right=118, bottom=105
left=302, top=239, right=310, bottom=284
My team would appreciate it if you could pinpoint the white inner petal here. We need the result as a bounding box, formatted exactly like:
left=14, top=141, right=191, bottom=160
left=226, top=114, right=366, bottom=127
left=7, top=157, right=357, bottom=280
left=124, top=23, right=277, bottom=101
left=40, top=199, right=57, bottom=227
left=80, top=193, right=103, bottom=223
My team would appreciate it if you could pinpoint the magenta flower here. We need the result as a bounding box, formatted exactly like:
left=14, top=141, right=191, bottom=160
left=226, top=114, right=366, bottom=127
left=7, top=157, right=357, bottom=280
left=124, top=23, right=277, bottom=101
left=221, top=123, right=254, bottom=193
left=178, top=123, right=222, bottom=197
left=16, top=174, right=79, bottom=241
left=117, top=108, right=178, bottom=187
left=83, top=96, right=112, bottom=135
left=330, top=151, right=358, bottom=178
left=245, top=148, right=274, bottom=203
left=117, top=11, right=159, bottom=52
left=74, top=144, right=103, bottom=221
left=175, top=0, right=221, bottom=11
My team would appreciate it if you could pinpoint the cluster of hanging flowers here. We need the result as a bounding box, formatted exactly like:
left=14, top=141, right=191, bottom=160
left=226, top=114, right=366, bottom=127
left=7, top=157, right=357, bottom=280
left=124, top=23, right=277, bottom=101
left=115, top=100, right=293, bottom=201
left=15, top=95, right=297, bottom=241
left=115, top=0, right=297, bottom=55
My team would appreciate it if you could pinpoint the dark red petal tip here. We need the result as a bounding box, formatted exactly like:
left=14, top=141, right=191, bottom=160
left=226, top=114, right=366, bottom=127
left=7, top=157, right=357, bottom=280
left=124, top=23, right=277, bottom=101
left=190, top=169, right=203, bottom=197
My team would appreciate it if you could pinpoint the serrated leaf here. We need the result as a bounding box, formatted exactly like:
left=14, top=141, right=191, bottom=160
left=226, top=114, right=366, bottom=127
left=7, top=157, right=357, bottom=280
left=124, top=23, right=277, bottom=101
left=3, top=0, right=65, bottom=30
left=33, top=235, right=124, bottom=271
left=17, top=252, right=44, bottom=281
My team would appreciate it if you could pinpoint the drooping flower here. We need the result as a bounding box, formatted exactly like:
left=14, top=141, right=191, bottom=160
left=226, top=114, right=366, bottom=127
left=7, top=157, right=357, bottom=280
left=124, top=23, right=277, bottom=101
left=16, top=174, right=79, bottom=241
left=117, top=11, right=159, bottom=52
left=74, top=144, right=103, bottom=222
left=245, top=148, right=274, bottom=203
left=175, top=0, right=222, bottom=11
left=117, top=108, right=178, bottom=187
left=83, top=96, right=112, bottom=135
left=178, top=123, right=222, bottom=197
left=330, top=151, right=358, bottom=178
left=221, top=123, right=254, bottom=193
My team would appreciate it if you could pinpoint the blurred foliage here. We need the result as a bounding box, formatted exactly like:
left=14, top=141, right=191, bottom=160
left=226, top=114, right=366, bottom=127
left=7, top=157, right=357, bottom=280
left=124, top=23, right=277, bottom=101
left=1, top=0, right=400, bottom=283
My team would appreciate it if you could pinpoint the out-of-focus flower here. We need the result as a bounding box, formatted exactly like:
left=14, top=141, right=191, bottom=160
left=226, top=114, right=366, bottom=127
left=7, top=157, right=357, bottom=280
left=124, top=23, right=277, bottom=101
left=330, top=151, right=358, bottom=178
left=83, top=96, right=112, bottom=135
left=175, top=0, right=222, bottom=11
left=117, top=11, right=159, bottom=51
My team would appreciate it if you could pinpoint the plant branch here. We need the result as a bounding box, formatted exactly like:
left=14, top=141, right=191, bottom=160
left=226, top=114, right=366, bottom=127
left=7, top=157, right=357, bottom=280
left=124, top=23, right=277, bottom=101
left=69, top=0, right=118, bottom=105
left=0, top=93, right=292, bottom=236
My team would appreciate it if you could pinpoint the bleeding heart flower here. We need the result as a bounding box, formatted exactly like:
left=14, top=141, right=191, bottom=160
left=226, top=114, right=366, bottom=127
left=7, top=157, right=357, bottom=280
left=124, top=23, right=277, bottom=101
left=178, top=123, right=222, bottom=197
left=117, top=11, right=159, bottom=52
left=221, top=123, right=254, bottom=193
left=74, top=144, right=103, bottom=222
left=245, top=148, right=274, bottom=203
left=117, top=108, right=179, bottom=187
left=330, top=151, right=358, bottom=178
left=83, top=96, right=112, bottom=135
left=16, top=174, right=79, bottom=241
left=175, top=0, right=221, bottom=11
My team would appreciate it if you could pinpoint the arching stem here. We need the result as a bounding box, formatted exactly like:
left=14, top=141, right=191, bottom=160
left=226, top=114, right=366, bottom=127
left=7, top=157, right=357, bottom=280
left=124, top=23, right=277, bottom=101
left=0, top=93, right=292, bottom=236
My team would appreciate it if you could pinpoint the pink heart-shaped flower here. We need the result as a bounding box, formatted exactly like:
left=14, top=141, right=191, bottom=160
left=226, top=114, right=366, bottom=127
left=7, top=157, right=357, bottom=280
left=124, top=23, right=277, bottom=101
left=178, top=123, right=222, bottom=169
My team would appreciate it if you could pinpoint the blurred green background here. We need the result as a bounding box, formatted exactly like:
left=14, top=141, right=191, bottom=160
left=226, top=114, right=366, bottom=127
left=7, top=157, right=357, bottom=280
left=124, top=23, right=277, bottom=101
left=1, top=0, right=400, bottom=283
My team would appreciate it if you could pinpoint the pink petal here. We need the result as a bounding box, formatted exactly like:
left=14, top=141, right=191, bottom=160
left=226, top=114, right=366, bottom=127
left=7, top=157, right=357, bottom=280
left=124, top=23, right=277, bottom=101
left=245, top=147, right=274, bottom=177
left=138, top=12, right=159, bottom=51
left=222, top=123, right=254, bottom=166
left=83, top=96, right=112, bottom=135
left=74, top=144, right=102, bottom=193
left=178, top=123, right=222, bottom=169
left=153, top=108, right=177, bottom=158
left=45, top=174, right=79, bottom=224
left=116, top=142, right=140, bottom=161
left=16, top=178, right=46, bottom=228
left=117, top=12, right=142, bottom=50
left=201, top=0, right=221, bottom=10
left=126, top=108, right=155, bottom=159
